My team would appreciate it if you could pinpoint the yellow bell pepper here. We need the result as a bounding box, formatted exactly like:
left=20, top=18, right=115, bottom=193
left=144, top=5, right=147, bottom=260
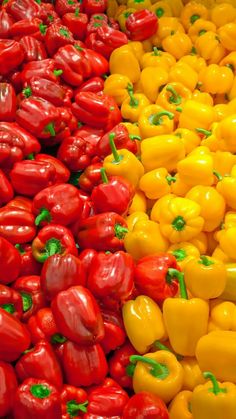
left=128, top=191, right=147, bottom=214
left=156, top=83, right=192, bottom=122
left=206, top=231, right=218, bottom=255
left=128, top=41, right=145, bottom=63
left=169, top=62, right=199, bottom=92
left=219, top=264, right=236, bottom=301
left=103, top=135, right=144, bottom=188
left=106, top=0, right=119, bottom=18
left=186, top=185, right=226, bottom=232
left=191, top=90, right=214, bottom=106
left=141, top=135, right=185, bottom=172
left=212, top=114, right=236, bottom=152
left=220, top=52, right=236, bottom=75
left=188, top=18, right=216, bottom=43
left=162, top=32, right=193, bottom=60
left=218, top=227, right=236, bottom=260
left=168, top=242, right=200, bottom=269
left=198, top=64, right=234, bottom=94
left=171, top=174, right=192, bottom=197
left=195, top=31, right=226, bottom=64
left=169, top=390, right=193, bottom=419
left=138, top=105, right=174, bottom=139
left=150, top=1, right=172, bottom=18
left=212, top=246, right=232, bottom=263
left=155, top=16, right=184, bottom=39
left=121, top=85, right=150, bottom=123
left=167, top=0, right=184, bottom=16
left=109, top=45, right=141, bottom=83
left=180, top=357, right=205, bottom=391
left=196, top=330, right=236, bottom=383
left=190, top=231, right=208, bottom=254
left=180, top=1, right=209, bottom=30
left=117, top=8, right=135, bottom=31
left=208, top=300, right=236, bottom=332
left=174, top=128, right=201, bottom=155
left=227, top=77, right=236, bottom=101
left=192, top=372, right=236, bottom=419
left=140, top=47, right=176, bottom=70
left=211, top=2, right=236, bottom=27
left=216, top=174, right=236, bottom=210
left=124, top=219, right=169, bottom=261
left=125, top=210, right=148, bottom=230
left=218, top=22, right=236, bottom=52
left=178, top=100, right=215, bottom=131
left=127, top=0, right=152, bottom=10
left=213, top=104, right=230, bottom=121
left=103, top=74, right=131, bottom=106
left=179, top=54, right=207, bottom=73
left=122, top=295, right=166, bottom=354
left=121, top=121, right=141, bottom=138
left=177, top=146, right=214, bottom=187
left=140, top=66, right=169, bottom=102
left=139, top=167, right=176, bottom=200
left=163, top=274, right=209, bottom=356
left=130, top=350, right=184, bottom=403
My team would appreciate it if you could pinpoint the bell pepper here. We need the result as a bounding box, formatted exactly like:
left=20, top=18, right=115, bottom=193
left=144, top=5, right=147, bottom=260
left=55, top=0, right=81, bottom=16
left=122, top=295, right=166, bottom=354
left=211, top=115, right=236, bottom=153
left=150, top=1, right=173, bottom=19
left=169, top=62, right=197, bottom=93
left=61, top=385, right=88, bottom=418
left=22, top=77, right=72, bottom=108
left=78, top=162, right=103, bottom=192
left=0, top=169, right=13, bottom=206
left=123, top=391, right=169, bottom=419
left=138, top=105, right=174, bottom=139
left=180, top=357, right=205, bottom=392
left=163, top=274, right=209, bottom=356
left=20, top=59, right=64, bottom=85
left=211, top=2, right=236, bottom=27
left=129, top=350, right=183, bottom=403
left=156, top=83, right=192, bottom=122
left=33, top=154, right=70, bottom=184
left=0, top=284, right=23, bottom=319
left=140, top=48, right=176, bottom=70
left=195, top=31, right=226, bottom=64
left=15, top=243, right=42, bottom=278
left=13, top=378, right=61, bottom=419
left=162, top=32, right=192, bottom=60
left=179, top=100, right=215, bottom=131
left=0, top=361, right=18, bottom=417
left=0, top=83, right=16, bottom=122
left=121, top=86, right=150, bottom=123
left=127, top=0, right=151, bottom=10
left=100, top=309, right=126, bottom=353
left=6, top=196, right=32, bottom=214
left=140, top=66, right=169, bottom=103
left=62, top=11, right=88, bottom=41
left=63, top=341, right=108, bottom=387
left=125, top=9, right=158, bottom=41
left=128, top=191, right=147, bottom=214
left=208, top=300, right=236, bottom=332
left=85, top=25, right=128, bottom=59
left=218, top=22, right=236, bottom=52
left=174, top=128, right=201, bottom=155
left=32, top=224, right=78, bottom=263
left=0, top=237, right=21, bottom=285
left=44, top=23, right=74, bottom=56
left=117, top=8, right=136, bottom=32
left=0, top=9, right=14, bottom=39
left=192, top=372, right=236, bottom=419
left=0, top=207, right=36, bottom=244
left=180, top=1, right=208, bottom=30
left=103, top=74, right=130, bottom=106
left=199, top=64, right=234, bottom=95
left=0, top=39, right=25, bottom=76
left=177, top=146, right=214, bottom=187
left=109, top=341, right=136, bottom=389
left=57, top=136, right=95, bottom=172
left=27, top=308, right=65, bottom=345
left=75, top=76, right=104, bottom=94
left=97, top=124, right=139, bottom=158
left=218, top=264, right=236, bottom=301
left=19, top=36, right=47, bottom=62
left=168, top=390, right=193, bottom=419
left=53, top=45, right=90, bottom=87
left=109, top=45, right=141, bottom=84
left=0, top=308, right=31, bottom=362
left=168, top=242, right=200, bottom=270
left=188, top=18, right=216, bottom=43
left=83, top=0, right=107, bottom=14
left=13, top=275, right=45, bottom=321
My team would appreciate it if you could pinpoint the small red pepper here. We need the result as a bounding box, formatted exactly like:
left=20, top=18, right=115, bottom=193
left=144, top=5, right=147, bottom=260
left=55, top=0, right=81, bottom=16
left=78, top=162, right=103, bottom=192
left=45, top=23, right=75, bottom=56
left=61, top=385, right=88, bottom=419
left=22, top=77, right=73, bottom=107
left=0, top=83, right=16, bottom=122
left=0, top=39, right=25, bottom=76
left=0, top=237, right=21, bottom=284
left=97, top=123, right=140, bottom=157
left=12, top=275, right=45, bottom=321
left=78, top=248, right=100, bottom=279
left=83, top=0, right=107, bottom=15
left=86, top=15, right=108, bottom=36
left=0, top=9, right=14, bottom=39
left=100, top=308, right=126, bottom=354
left=57, top=135, right=96, bottom=171
left=83, top=47, right=109, bottom=77
left=19, top=36, right=48, bottom=62
left=27, top=307, right=66, bottom=345
left=125, top=9, right=158, bottom=41
left=62, top=11, right=88, bottom=41
left=123, top=392, right=169, bottom=419
left=109, top=341, right=137, bottom=389
left=0, top=207, right=36, bottom=244
left=0, top=284, right=23, bottom=319
left=85, top=25, right=128, bottom=59
left=0, top=169, right=14, bottom=206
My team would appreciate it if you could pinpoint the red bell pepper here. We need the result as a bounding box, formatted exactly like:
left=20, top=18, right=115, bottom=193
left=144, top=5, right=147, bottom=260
left=81, top=47, right=109, bottom=77
left=0, top=169, right=14, bottom=206
left=77, top=212, right=128, bottom=252
left=20, top=59, right=63, bottom=85
left=27, top=307, right=66, bottom=345
left=75, top=76, right=104, bottom=94
left=83, top=0, right=107, bottom=15
left=19, top=36, right=48, bottom=62
left=10, top=18, right=43, bottom=41
left=41, top=4, right=61, bottom=26
left=91, top=168, right=134, bottom=215
left=0, top=83, right=16, bottom=122
left=57, top=135, right=96, bottom=171
left=55, top=0, right=81, bottom=16
left=13, top=378, right=62, bottom=419
left=13, top=275, right=45, bottom=321
left=22, top=77, right=72, bottom=108
left=0, top=9, right=14, bottom=39
left=33, top=154, right=70, bottom=184
left=41, top=253, right=86, bottom=301
left=75, top=124, right=104, bottom=146
left=0, top=207, right=36, bottom=244
left=0, top=284, right=23, bottom=319
left=48, top=106, right=78, bottom=146
left=53, top=45, right=91, bottom=87
left=109, top=341, right=137, bottom=389
left=63, top=341, right=108, bottom=387
left=125, top=9, right=158, bottom=41
left=69, top=191, right=95, bottom=236
left=86, top=14, right=108, bottom=36
left=0, top=237, right=21, bottom=284
left=10, top=160, right=56, bottom=197
left=123, top=392, right=169, bottom=419
left=61, top=385, right=88, bottom=418
left=85, top=26, right=128, bottom=59
left=45, top=23, right=75, bottom=56
left=78, top=248, right=99, bottom=279
left=6, top=196, right=33, bottom=213
left=51, top=285, right=104, bottom=344
left=0, top=361, right=17, bottom=417
left=15, top=340, right=63, bottom=390
left=62, top=11, right=88, bottom=41
left=15, top=244, right=42, bottom=277
left=5, top=0, right=42, bottom=20
left=97, top=123, right=140, bottom=157
left=78, top=162, right=103, bottom=192
left=100, top=308, right=126, bottom=354
left=109, top=17, right=120, bottom=30
left=134, top=253, right=181, bottom=303
left=0, top=39, right=25, bottom=76
left=32, top=224, right=78, bottom=263
left=0, top=308, right=31, bottom=362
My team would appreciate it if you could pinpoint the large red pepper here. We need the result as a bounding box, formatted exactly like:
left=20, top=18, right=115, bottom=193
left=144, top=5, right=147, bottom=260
left=5, top=0, right=42, bottom=20
left=0, top=361, right=18, bottom=417
left=0, top=39, right=25, bottom=76
left=62, top=11, right=88, bottom=41
left=125, top=9, right=158, bottom=41
left=34, top=154, right=70, bottom=184
left=122, top=392, right=169, bottom=419
left=134, top=253, right=181, bottom=303
left=32, top=224, right=78, bottom=263
left=78, top=162, right=103, bottom=192
left=0, top=308, right=31, bottom=362
left=97, top=123, right=140, bottom=157
left=0, top=284, right=23, bottom=319
left=0, top=237, right=21, bottom=284
left=27, top=307, right=66, bottom=345
left=13, top=378, right=62, bottom=419
left=63, top=341, right=108, bottom=387
left=86, top=14, right=108, bottom=36
left=100, top=308, right=126, bottom=354
left=57, top=135, right=97, bottom=171
left=13, top=275, right=45, bottom=321
left=0, top=207, right=36, bottom=244
left=15, top=340, right=63, bottom=390
left=20, top=59, right=63, bottom=85
left=74, top=76, right=104, bottom=94
left=41, top=253, right=86, bottom=301
left=0, top=83, right=16, bottom=122
left=55, top=0, right=81, bottom=16
left=61, top=385, right=88, bottom=418
left=19, top=36, right=47, bottom=62
left=0, top=9, right=14, bottom=39
left=0, top=169, right=13, bottom=206
left=85, top=26, right=128, bottom=59
left=77, top=212, right=128, bottom=252
left=83, top=47, right=109, bottom=77
left=51, top=285, right=104, bottom=345
left=83, top=0, right=107, bottom=15
left=109, top=341, right=137, bottom=389
left=22, top=77, right=73, bottom=108
left=45, top=23, right=75, bottom=56
left=10, top=18, right=43, bottom=41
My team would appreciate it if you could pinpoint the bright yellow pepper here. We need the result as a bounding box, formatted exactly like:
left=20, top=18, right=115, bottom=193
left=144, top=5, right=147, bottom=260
left=190, top=231, right=208, bottom=254
left=218, top=22, right=236, bottom=51
left=227, top=77, right=236, bottom=101
left=179, top=54, right=207, bottom=72
left=191, top=90, right=214, bottom=106
left=178, top=99, right=215, bottom=130
left=103, top=74, right=131, bottom=106
left=139, top=167, right=176, bottom=199
left=140, top=66, right=169, bottom=102
left=141, top=135, right=185, bottom=172
left=177, top=146, right=215, bottom=187
left=117, top=8, right=135, bottom=31
left=188, top=18, right=216, bottom=43
left=131, top=350, right=184, bottom=403
left=122, top=295, right=166, bottom=354
left=169, top=390, right=193, bottom=419
left=196, top=330, right=236, bottom=383
left=150, top=1, right=173, bottom=18
left=180, top=357, right=205, bottom=391
left=109, top=45, right=141, bottom=83
left=212, top=246, right=232, bottom=263
left=195, top=31, right=226, bottom=64
left=168, top=242, right=200, bottom=269
left=219, top=264, right=236, bottom=301
left=216, top=174, right=236, bottom=210
left=198, top=64, right=234, bottom=94
left=213, top=104, right=230, bottom=121
left=127, top=0, right=152, bottom=10
left=211, top=2, right=236, bottom=27
left=192, top=372, right=236, bottom=419
left=138, top=105, right=174, bottom=138
left=128, top=191, right=147, bottom=214
left=167, top=0, right=184, bottom=16
left=180, top=1, right=209, bottom=30
left=125, top=210, right=148, bottom=230
left=156, top=83, right=192, bottom=122
left=208, top=300, right=236, bottom=332
left=128, top=41, right=145, bottom=63
left=218, top=227, right=236, bottom=260
left=171, top=174, right=192, bottom=197
left=155, top=16, right=184, bottom=39
left=169, top=62, right=199, bottom=92
left=140, top=47, right=176, bottom=70
left=121, top=85, right=150, bottom=123
left=206, top=231, right=218, bottom=255
left=220, top=52, right=236, bottom=75
left=162, top=32, right=193, bottom=60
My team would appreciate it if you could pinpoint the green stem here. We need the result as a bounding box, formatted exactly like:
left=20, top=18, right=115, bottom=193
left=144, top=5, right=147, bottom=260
left=44, top=123, right=55, bottom=136
left=114, top=224, right=128, bottom=239
left=51, top=333, right=67, bottom=344
left=100, top=168, right=109, bottom=184
left=35, top=208, right=51, bottom=226
left=199, top=255, right=214, bottom=266
left=213, top=170, right=223, bottom=181
left=168, top=268, right=188, bottom=299
left=199, top=29, right=207, bottom=36
left=166, top=85, right=182, bottom=105
left=195, top=128, right=212, bottom=137
left=172, top=248, right=187, bottom=261
left=39, top=23, right=47, bottom=34
left=1, top=303, right=15, bottom=314
left=67, top=400, right=88, bottom=416
left=127, top=83, right=139, bottom=108
left=75, top=7, right=79, bottom=16
left=190, top=14, right=200, bottom=24
left=129, top=355, right=169, bottom=379
left=59, top=28, right=69, bottom=38
left=15, top=244, right=25, bottom=254
left=154, top=340, right=184, bottom=361
left=166, top=175, right=176, bottom=185
left=53, top=69, right=63, bottom=76
left=129, top=134, right=141, bottom=141
left=45, top=238, right=62, bottom=257
left=172, top=215, right=186, bottom=231
left=22, top=87, right=32, bottom=98
left=203, top=372, right=227, bottom=395
left=152, top=47, right=161, bottom=56
left=149, top=111, right=174, bottom=126
left=109, top=133, right=122, bottom=163
left=155, top=7, right=164, bottom=17
left=30, top=385, right=51, bottom=399
left=21, top=292, right=33, bottom=312
left=26, top=153, right=35, bottom=160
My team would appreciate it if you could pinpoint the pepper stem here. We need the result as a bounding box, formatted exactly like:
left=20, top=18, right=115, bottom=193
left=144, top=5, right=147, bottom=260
left=44, top=123, right=55, bottom=137
left=166, top=85, right=182, bottom=105
left=196, top=128, right=212, bottom=137
left=75, top=7, right=79, bottom=16
left=172, top=248, right=187, bottom=261
left=100, top=168, right=109, bottom=184
left=35, top=208, right=51, bottom=226
left=21, top=292, right=33, bottom=312
left=26, top=153, right=35, bottom=160
left=67, top=400, right=88, bottom=415
left=166, top=175, right=176, bottom=185
left=172, top=215, right=186, bottom=231
left=22, top=87, right=32, bottom=98
left=45, top=238, right=62, bottom=257
left=154, top=341, right=172, bottom=352
left=30, top=384, right=51, bottom=399
left=213, top=170, right=223, bottom=181
left=190, top=14, right=200, bottom=24
left=109, top=133, right=122, bottom=163
left=51, top=333, right=67, bottom=344
left=203, top=372, right=227, bottom=395
left=114, top=224, right=128, bottom=239
left=129, top=134, right=141, bottom=141
left=53, top=69, right=63, bottom=76
left=167, top=269, right=188, bottom=299
left=1, top=303, right=15, bottom=314
left=199, top=255, right=214, bottom=266
left=156, top=7, right=164, bottom=17
left=152, top=47, right=161, bottom=56
left=149, top=111, right=174, bottom=126
left=15, top=244, right=25, bottom=254
left=129, top=355, right=169, bottom=379
left=127, top=83, right=139, bottom=108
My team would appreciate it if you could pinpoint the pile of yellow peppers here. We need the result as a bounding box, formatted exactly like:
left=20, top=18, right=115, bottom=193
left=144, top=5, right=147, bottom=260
left=103, top=0, right=236, bottom=417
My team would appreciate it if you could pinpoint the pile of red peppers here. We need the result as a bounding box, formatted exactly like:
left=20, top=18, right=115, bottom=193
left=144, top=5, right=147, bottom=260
left=0, top=0, right=167, bottom=417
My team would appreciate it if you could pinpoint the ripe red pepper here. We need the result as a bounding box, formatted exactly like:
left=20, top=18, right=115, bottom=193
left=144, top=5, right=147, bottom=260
left=41, top=253, right=86, bottom=301
left=52, top=285, right=104, bottom=344
left=78, top=248, right=100, bottom=279
left=15, top=244, right=42, bottom=277
left=0, top=83, right=16, bottom=122
left=0, top=308, right=31, bottom=362
left=15, top=340, right=63, bottom=389
left=0, top=237, right=21, bottom=284
left=0, top=361, right=18, bottom=417
left=0, top=207, right=36, bottom=244
left=5, top=0, right=42, bottom=20
left=85, top=26, right=128, bottom=59
left=97, top=123, right=140, bottom=157
left=61, top=385, right=88, bottom=418
left=10, top=160, right=57, bottom=197
left=19, top=36, right=48, bottom=62
left=53, top=45, right=91, bottom=87
left=45, top=23, right=75, bottom=56
left=125, top=9, right=158, bottom=41
left=63, top=341, right=108, bottom=387
left=0, top=284, right=23, bottom=319
left=13, top=378, right=62, bottom=419
left=78, top=162, right=103, bottom=192
left=86, top=14, right=108, bottom=36
left=123, top=392, right=169, bottom=419
left=22, top=77, right=73, bottom=107
left=75, top=76, right=104, bottom=94
left=34, top=154, right=70, bottom=184
left=69, top=191, right=95, bottom=236
left=48, top=107, right=78, bottom=146
left=10, top=18, right=43, bottom=41
left=6, top=196, right=33, bottom=213
left=109, top=341, right=137, bottom=389
left=32, top=224, right=78, bottom=263
left=57, top=135, right=96, bottom=171
left=62, top=11, right=88, bottom=41
left=77, top=212, right=128, bottom=252
left=83, top=47, right=109, bottom=77
left=0, top=169, right=14, bottom=206
left=27, top=307, right=66, bottom=345
left=100, top=309, right=126, bottom=354
left=55, top=0, right=81, bottom=16
left=75, top=124, right=104, bottom=147
left=134, top=253, right=181, bottom=303
left=0, top=9, right=14, bottom=39
left=0, top=39, right=25, bottom=76
left=83, top=0, right=107, bottom=15
left=13, top=275, right=45, bottom=321
left=20, top=59, right=63, bottom=85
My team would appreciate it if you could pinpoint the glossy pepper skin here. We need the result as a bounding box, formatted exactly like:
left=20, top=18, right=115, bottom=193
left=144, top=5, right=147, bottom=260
left=15, top=244, right=42, bottom=277
left=126, top=10, right=158, bottom=41
left=13, top=378, right=62, bottom=419
left=61, top=385, right=88, bottom=419
left=0, top=39, right=25, bottom=76
left=0, top=284, right=23, bottom=319
left=78, top=212, right=128, bottom=252
left=53, top=45, right=91, bottom=87
left=0, top=361, right=18, bottom=417
left=78, top=162, right=103, bottom=192
left=0, top=170, right=13, bottom=206
left=62, top=12, right=88, bottom=41
left=51, top=285, right=104, bottom=345
left=0, top=207, right=36, bottom=244
left=22, top=77, right=72, bottom=108
left=100, top=308, right=126, bottom=354
left=83, top=0, right=107, bottom=15
left=0, top=9, right=14, bottom=39
left=0, top=237, right=21, bottom=284
left=123, top=392, right=169, bottom=419
left=19, top=36, right=47, bottom=62
left=109, top=341, right=137, bottom=389
left=13, top=275, right=45, bottom=321
left=55, top=0, right=81, bottom=16
left=85, top=25, right=128, bottom=59
left=0, top=83, right=16, bottom=122
left=34, top=154, right=70, bottom=185
left=27, top=307, right=64, bottom=345
left=20, top=59, right=63, bottom=85
left=97, top=123, right=139, bottom=157
left=57, top=135, right=97, bottom=172
left=44, top=23, right=75, bottom=56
